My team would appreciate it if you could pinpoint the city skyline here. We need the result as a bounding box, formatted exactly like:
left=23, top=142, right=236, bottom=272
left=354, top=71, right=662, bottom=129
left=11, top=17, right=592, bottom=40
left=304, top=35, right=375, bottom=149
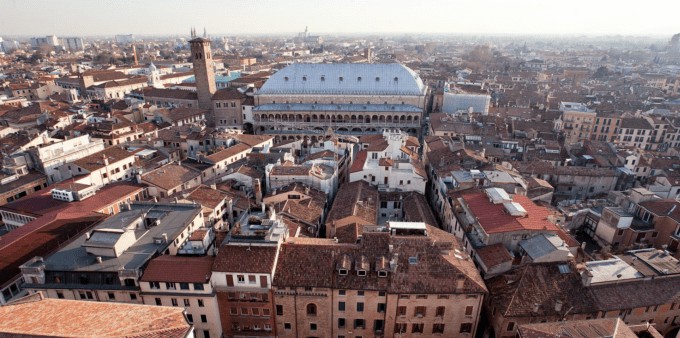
left=0, top=0, right=678, bottom=37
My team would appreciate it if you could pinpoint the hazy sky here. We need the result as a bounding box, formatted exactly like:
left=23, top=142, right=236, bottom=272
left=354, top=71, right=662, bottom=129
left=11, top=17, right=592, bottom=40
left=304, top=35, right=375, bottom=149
left=0, top=0, right=678, bottom=37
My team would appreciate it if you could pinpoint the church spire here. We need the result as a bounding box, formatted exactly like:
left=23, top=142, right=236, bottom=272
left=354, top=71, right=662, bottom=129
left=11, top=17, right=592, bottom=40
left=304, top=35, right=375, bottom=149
left=203, top=27, right=207, bottom=38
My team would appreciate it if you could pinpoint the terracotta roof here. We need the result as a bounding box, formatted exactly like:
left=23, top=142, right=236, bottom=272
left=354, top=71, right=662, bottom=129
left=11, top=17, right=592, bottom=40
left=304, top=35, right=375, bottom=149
left=0, top=182, right=145, bottom=218
left=187, top=185, right=228, bottom=210
left=0, top=212, right=104, bottom=288
left=164, top=107, right=207, bottom=122
left=206, top=143, right=251, bottom=163
left=350, top=150, right=368, bottom=173
left=0, top=295, right=191, bottom=338
left=462, top=192, right=558, bottom=234
left=589, top=275, right=680, bottom=311
left=212, top=87, right=246, bottom=101
left=230, top=134, right=273, bottom=147
left=141, top=255, right=214, bottom=283
left=402, top=192, right=438, bottom=226
left=518, top=318, right=638, bottom=338
left=213, top=245, right=277, bottom=273
left=326, top=181, right=378, bottom=226
left=638, top=199, right=680, bottom=223
left=142, top=163, right=201, bottom=191
left=475, top=243, right=513, bottom=269
left=71, top=146, right=134, bottom=172
left=142, top=87, right=198, bottom=101
left=274, top=224, right=487, bottom=294
left=486, top=263, right=597, bottom=317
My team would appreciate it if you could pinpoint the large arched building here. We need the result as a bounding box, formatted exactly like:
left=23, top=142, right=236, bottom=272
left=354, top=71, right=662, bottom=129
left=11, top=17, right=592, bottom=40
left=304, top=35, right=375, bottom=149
left=253, top=63, right=428, bottom=142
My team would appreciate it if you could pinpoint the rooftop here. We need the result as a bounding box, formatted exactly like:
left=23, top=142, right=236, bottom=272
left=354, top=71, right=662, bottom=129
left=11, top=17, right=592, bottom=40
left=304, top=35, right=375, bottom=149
left=253, top=103, right=422, bottom=112
left=518, top=318, right=638, bottom=338
left=462, top=191, right=558, bottom=234
left=258, top=63, right=426, bottom=96
left=584, top=257, right=643, bottom=284
left=36, top=203, right=201, bottom=274
left=0, top=294, right=191, bottom=338
left=141, top=255, right=214, bottom=284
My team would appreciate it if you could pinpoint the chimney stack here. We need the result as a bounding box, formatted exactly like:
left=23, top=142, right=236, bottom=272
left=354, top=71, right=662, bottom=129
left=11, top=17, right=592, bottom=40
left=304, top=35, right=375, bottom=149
left=554, top=300, right=563, bottom=312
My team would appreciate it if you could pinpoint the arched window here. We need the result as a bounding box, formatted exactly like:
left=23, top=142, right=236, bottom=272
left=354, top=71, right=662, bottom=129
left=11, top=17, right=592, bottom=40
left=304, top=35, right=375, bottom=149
left=307, top=303, right=317, bottom=316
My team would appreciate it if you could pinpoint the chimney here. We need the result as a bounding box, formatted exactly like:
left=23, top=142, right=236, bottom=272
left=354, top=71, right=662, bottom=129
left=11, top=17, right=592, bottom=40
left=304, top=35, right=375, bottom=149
left=96, top=256, right=102, bottom=264
left=554, top=300, right=563, bottom=312
left=582, top=270, right=593, bottom=287
left=102, top=155, right=109, bottom=166
left=532, top=303, right=540, bottom=313
left=254, top=179, right=262, bottom=204
left=85, top=232, right=91, bottom=240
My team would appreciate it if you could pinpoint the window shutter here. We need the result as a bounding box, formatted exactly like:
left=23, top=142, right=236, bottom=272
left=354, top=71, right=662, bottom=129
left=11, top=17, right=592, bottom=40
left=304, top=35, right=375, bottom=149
left=226, top=275, right=234, bottom=287
left=260, top=275, right=268, bottom=288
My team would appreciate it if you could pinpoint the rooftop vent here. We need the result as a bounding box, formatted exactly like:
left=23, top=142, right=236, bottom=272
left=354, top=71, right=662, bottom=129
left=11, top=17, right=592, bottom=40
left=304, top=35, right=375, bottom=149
left=408, top=256, right=418, bottom=265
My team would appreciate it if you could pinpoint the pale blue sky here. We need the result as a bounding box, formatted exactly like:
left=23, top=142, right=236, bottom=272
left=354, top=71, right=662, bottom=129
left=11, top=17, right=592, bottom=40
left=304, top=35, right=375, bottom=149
left=0, top=0, right=677, bottom=36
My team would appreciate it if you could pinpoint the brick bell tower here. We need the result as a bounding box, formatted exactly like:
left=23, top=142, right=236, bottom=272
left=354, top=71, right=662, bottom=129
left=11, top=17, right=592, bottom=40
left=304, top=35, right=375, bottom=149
left=189, top=27, right=216, bottom=112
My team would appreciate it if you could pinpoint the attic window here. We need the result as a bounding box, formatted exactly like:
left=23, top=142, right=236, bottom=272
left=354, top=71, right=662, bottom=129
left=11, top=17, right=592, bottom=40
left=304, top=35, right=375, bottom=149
left=339, top=76, right=344, bottom=81
left=357, top=76, right=362, bottom=82
left=408, top=256, right=418, bottom=265
left=394, top=77, right=399, bottom=82
left=321, top=76, right=325, bottom=81
left=284, top=76, right=289, bottom=81
left=302, top=76, right=307, bottom=81
left=375, top=77, right=380, bottom=82
left=357, top=270, right=367, bottom=277
left=378, top=271, right=388, bottom=278
left=338, top=269, right=348, bottom=275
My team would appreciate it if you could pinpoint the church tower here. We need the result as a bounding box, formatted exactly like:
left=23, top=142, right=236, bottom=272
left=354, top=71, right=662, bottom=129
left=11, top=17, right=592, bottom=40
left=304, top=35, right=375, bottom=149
left=189, top=28, right=216, bottom=111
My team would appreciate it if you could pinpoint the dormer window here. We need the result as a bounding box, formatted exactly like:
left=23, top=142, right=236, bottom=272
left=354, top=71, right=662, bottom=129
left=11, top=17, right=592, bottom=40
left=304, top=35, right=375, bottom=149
left=376, top=77, right=380, bottom=82
left=394, top=77, right=399, bottom=82
left=284, top=76, right=289, bottom=81
left=357, top=76, right=362, bottom=82
left=302, top=76, right=307, bottom=81
left=320, top=76, right=325, bottom=81
left=339, top=76, right=344, bottom=81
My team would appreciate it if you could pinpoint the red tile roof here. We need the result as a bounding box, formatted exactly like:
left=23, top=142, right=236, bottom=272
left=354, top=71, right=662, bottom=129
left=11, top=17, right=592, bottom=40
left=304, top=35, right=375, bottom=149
left=0, top=182, right=146, bottom=217
left=213, top=245, right=277, bottom=273
left=0, top=295, right=191, bottom=338
left=0, top=212, right=104, bottom=288
left=350, top=150, right=367, bottom=173
left=462, top=192, right=557, bottom=234
left=141, top=255, right=214, bottom=283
